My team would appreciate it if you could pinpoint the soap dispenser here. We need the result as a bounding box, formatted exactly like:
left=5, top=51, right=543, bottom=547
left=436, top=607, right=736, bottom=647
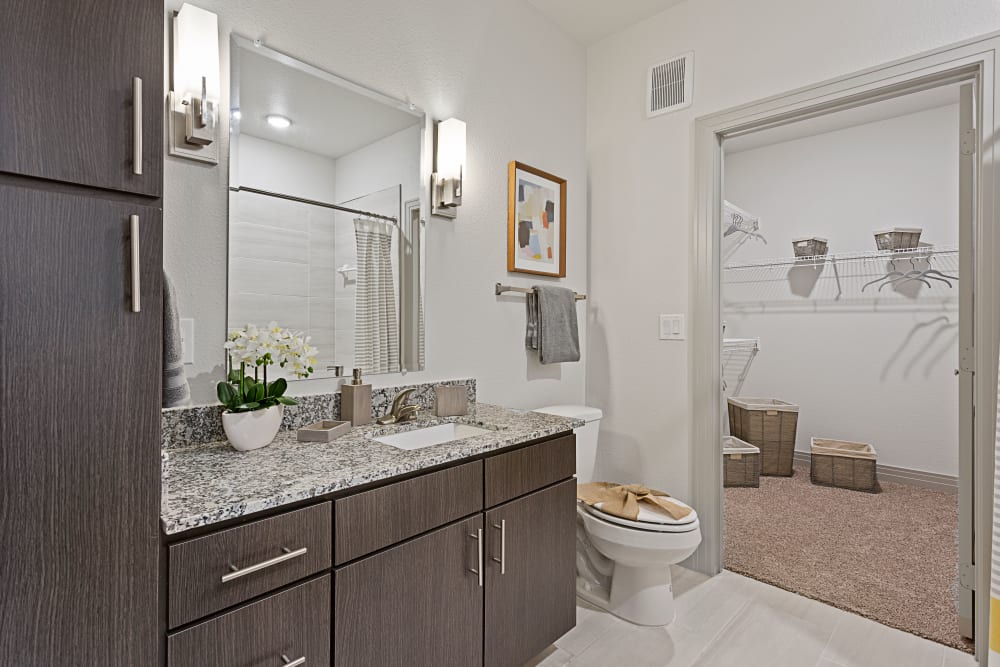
left=341, top=368, right=372, bottom=426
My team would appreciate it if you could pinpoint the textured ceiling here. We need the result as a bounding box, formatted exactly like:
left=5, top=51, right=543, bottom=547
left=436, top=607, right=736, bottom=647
left=524, top=0, right=685, bottom=45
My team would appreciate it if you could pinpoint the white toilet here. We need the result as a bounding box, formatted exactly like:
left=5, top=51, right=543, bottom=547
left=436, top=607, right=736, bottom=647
left=536, top=405, right=702, bottom=626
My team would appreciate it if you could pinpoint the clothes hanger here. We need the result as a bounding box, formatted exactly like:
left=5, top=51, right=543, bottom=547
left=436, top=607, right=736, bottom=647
left=880, top=256, right=931, bottom=290
left=861, top=257, right=905, bottom=292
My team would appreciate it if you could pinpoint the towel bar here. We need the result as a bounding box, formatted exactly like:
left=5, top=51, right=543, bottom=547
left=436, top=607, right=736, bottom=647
left=495, top=283, right=587, bottom=301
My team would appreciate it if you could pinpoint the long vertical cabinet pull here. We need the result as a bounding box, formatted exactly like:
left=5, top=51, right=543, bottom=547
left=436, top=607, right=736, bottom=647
left=469, top=529, right=483, bottom=586
left=491, top=520, right=506, bottom=575
left=130, top=214, right=141, bottom=312
left=132, top=77, right=143, bottom=175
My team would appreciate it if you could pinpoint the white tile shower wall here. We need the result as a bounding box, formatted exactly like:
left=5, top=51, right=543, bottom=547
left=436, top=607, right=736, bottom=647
left=724, top=104, right=960, bottom=476
left=230, top=135, right=339, bottom=361
left=586, top=0, right=1000, bottom=496
left=163, top=0, right=587, bottom=408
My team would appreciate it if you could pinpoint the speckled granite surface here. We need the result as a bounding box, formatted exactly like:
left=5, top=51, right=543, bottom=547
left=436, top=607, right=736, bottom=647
left=161, top=403, right=579, bottom=535
left=161, top=378, right=476, bottom=449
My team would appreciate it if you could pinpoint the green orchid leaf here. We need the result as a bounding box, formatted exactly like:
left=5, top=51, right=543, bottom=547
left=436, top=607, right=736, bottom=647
left=276, top=396, right=298, bottom=406
left=217, top=381, right=237, bottom=406
left=268, top=377, right=288, bottom=398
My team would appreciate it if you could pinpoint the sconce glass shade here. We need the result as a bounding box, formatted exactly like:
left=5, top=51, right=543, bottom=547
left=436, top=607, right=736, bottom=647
left=173, top=3, right=220, bottom=103
left=436, top=118, right=466, bottom=181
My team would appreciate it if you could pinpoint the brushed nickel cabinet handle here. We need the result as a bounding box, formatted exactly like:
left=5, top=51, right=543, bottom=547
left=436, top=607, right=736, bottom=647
left=130, top=214, right=140, bottom=313
left=468, top=529, right=483, bottom=587
left=281, top=655, right=306, bottom=667
left=221, top=546, right=308, bottom=583
left=491, top=520, right=506, bottom=575
left=132, top=77, right=143, bottom=175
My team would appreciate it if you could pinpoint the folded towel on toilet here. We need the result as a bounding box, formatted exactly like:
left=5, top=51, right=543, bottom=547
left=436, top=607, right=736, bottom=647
left=577, top=482, right=693, bottom=522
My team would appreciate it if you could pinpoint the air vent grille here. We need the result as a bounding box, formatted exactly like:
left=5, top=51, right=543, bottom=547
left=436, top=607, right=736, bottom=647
left=647, top=52, right=693, bottom=117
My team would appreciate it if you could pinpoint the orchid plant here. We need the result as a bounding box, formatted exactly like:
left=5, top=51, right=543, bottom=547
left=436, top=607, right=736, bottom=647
left=217, top=322, right=319, bottom=413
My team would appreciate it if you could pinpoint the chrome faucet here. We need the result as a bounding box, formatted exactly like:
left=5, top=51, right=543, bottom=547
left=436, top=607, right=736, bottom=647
left=377, top=388, right=421, bottom=425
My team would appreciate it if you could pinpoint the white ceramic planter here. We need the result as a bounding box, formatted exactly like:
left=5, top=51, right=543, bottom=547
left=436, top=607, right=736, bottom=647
left=222, top=404, right=284, bottom=452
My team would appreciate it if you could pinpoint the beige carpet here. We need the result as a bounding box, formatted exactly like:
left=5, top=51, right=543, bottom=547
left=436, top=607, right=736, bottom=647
left=724, top=463, right=973, bottom=653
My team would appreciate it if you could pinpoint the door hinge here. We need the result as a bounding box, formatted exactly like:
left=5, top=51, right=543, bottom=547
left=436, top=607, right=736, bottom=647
left=960, top=563, right=976, bottom=590
left=959, top=346, right=975, bottom=373
left=960, top=129, right=976, bottom=156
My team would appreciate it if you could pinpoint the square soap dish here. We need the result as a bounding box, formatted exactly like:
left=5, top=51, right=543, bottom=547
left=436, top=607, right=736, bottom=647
left=297, top=420, right=351, bottom=442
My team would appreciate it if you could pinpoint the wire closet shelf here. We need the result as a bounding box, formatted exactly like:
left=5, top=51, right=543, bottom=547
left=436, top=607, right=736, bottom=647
left=723, top=245, right=958, bottom=272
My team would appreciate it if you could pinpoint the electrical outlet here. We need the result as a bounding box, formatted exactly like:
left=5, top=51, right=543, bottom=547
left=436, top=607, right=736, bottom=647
left=659, top=314, right=685, bottom=341
left=180, top=319, right=195, bottom=364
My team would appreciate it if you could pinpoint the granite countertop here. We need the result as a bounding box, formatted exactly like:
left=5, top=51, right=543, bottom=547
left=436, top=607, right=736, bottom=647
left=161, top=403, right=581, bottom=536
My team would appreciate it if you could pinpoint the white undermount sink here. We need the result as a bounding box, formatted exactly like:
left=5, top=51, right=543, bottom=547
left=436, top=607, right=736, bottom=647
left=372, top=423, right=491, bottom=450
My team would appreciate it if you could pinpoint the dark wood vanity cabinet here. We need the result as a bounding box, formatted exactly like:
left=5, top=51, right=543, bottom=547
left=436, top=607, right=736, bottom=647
left=0, top=0, right=163, bottom=195
left=0, top=1, right=164, bottom=662
left=485, top=480, right=578, bottom=667
left=163, top=434, right=578, bottom=667
left=335, top=516, right=486, bottom=666
left=0, top=186, right=163, bottom=663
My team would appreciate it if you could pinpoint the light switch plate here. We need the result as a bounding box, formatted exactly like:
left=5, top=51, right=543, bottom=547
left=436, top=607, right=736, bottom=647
left=180, top=319, right=195, bottom=364
left=659, top=314, right=685, bottom=340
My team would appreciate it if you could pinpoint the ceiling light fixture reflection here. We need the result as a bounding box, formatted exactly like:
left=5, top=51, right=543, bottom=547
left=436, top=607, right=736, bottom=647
left=265, top=114, right=292, bottom=129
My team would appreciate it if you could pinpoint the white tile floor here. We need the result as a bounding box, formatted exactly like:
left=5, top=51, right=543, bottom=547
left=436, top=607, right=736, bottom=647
left=529, top=568, right=977, bottom=667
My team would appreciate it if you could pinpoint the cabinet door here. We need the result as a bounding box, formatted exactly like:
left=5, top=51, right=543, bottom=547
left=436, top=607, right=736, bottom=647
left=335, top=516, right=484, bottom=666
left=485, top=480, right=577, bottom=667
left=0, top=0, right=162, bottom=196
left=0, top=185, right=162, bottom=664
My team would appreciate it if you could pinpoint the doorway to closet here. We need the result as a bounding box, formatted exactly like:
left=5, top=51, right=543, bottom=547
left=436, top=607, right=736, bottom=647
left=719, top=82, right=973, bottom=653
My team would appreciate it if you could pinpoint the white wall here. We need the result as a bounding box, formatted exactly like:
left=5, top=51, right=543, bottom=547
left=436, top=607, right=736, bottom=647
left=724, top=104, right=960, bottom=476
left=164, top=0, right=588, bottom=407
left=586, top=0, right=1000, bottom=496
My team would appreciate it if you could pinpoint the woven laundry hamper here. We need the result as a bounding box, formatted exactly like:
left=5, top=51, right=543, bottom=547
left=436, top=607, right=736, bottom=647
left=727, top=398, right=799, bottom=476
left=723, top=436, right=760, bottom=487
left=810, top=438, right=880, bottom=493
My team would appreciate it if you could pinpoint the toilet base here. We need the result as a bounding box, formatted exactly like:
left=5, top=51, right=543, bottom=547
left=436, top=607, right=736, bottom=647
left=576, top=563, right=676, bottom=626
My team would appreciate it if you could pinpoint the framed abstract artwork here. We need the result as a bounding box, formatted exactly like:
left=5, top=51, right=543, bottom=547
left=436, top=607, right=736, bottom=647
left=507, top=161, right=567, bottom=277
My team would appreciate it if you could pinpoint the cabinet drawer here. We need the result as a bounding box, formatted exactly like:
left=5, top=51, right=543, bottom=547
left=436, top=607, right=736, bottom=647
left=335, top=461, right=483, bottom=564
left=168, top=575, right=330, bottom=667
left=485, top=434, right=576, bottom=507
left=168, top=503, right=332, bottom=628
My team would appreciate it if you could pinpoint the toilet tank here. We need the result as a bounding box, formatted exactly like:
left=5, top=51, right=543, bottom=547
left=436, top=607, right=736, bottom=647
left=535, top=405, right=603, bottom=483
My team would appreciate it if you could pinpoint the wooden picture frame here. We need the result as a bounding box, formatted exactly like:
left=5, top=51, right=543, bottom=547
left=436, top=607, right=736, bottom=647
left=507, top=161, right=567, bottom=277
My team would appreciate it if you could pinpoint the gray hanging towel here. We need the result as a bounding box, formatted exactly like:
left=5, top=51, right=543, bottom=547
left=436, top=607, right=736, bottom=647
left=162, top=272, right=191, bottom=408
left=532, top=285, right=580, bottom=364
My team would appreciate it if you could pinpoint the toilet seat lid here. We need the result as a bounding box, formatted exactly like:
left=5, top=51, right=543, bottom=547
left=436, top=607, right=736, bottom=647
left=584, top=497, right=699, bottom=533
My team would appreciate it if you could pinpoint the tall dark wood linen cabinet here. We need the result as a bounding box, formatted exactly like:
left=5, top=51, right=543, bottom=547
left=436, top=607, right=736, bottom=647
left=0, top=0, right=163, bottom=663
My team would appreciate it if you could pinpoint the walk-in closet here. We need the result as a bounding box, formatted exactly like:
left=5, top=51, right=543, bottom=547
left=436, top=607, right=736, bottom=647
left=720, top=83, right=972, bottom=653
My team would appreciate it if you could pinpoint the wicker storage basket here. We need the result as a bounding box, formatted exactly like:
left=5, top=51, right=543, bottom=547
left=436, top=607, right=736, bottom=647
left=810, top=438, right=880, bottom=493
left=723, top=436, right=760, bottom=487
left=791, top=237, right=828, bottom=257
left=874, top=227, right=922, bottom=251
left=727, top=397, right=799, bottom=476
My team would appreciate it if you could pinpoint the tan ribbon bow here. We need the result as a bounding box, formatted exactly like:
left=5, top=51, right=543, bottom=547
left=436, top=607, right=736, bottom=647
left=577, top=482, right=693, bottom=522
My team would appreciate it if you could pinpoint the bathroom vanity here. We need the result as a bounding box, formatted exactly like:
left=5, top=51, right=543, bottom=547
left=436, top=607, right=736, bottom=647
left=161, top=405, right=580, bottom=666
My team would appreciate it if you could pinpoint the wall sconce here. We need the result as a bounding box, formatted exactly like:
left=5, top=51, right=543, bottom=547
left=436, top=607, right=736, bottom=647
left=432, top=118, right=466, bottom=218
left=168, top=3, right=220, bottom=164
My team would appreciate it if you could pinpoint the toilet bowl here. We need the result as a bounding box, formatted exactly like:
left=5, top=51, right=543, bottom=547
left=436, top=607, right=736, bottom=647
left=536, top=405, right=703, bottom=627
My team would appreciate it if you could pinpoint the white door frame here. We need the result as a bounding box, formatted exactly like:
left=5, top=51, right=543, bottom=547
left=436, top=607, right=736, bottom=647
left=690, top=32, right=1000, bottom=660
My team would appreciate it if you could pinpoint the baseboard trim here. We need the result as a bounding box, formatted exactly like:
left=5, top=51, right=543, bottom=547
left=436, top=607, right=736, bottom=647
left=791, top=451, right=957, bottom=493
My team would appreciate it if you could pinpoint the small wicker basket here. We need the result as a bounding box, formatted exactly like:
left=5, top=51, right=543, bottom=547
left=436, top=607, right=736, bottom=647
left=791, top=237, right=828, bottom=257
left=810, top=438, right=880, bottom=493
left=723, top=436, right=760, bottom=487
left=727, top=397, right=799, bottom=476
left=874, top=227, right=922, bottom=251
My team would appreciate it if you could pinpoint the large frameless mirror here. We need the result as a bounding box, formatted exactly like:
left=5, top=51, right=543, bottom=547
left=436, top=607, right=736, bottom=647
left=228, top=36, right=426, bottom=379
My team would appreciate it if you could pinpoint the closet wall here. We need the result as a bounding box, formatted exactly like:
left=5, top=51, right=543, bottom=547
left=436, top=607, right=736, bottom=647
left=723, top=103, right=960, bottom=476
